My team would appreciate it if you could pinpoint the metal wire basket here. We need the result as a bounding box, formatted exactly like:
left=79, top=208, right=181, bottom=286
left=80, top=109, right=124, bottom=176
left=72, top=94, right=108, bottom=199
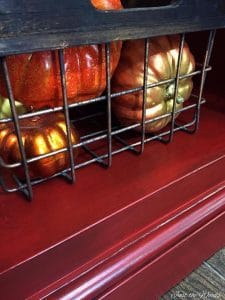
left=0, top=0, right=224, bottom=199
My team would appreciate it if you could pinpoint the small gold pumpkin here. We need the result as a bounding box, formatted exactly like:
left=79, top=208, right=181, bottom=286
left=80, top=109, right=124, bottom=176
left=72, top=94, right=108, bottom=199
left=0, top=113, right=79, bottom=178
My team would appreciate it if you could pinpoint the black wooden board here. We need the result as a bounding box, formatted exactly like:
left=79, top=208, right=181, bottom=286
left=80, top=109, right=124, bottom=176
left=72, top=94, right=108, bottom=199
left=0, top=0, right=225, bottom=55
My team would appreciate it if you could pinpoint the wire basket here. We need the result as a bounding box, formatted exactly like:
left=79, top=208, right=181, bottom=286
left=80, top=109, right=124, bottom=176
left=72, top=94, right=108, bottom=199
left=0, top=0, right=224, bottom=200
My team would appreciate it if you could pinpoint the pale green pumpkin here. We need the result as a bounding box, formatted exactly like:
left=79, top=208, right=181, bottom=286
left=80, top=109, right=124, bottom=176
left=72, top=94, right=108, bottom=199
left=0, top=96, right=27, bottom=119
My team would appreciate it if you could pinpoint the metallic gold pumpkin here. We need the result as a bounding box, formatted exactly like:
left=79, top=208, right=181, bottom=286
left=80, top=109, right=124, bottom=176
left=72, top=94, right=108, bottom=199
left=0, top=113, right=79, bottom=178
left=112, top=35, right=195, bottom=132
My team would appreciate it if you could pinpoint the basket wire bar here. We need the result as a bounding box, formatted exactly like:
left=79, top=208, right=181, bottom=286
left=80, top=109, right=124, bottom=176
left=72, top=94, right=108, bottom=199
left=0, top=65, right=212, bottom=125
left=78, top=42, right=113, bottom=168
left=58, top=48, right=76, bottom=183
left=0, top=57, right=33, bottom=199
left=194, top=29, right=216, bottom=132
left=0, top=94, right=206, bottom=170
left=140, top=37, right=150, bottom=154
left=0, top=30, right=216, bottom=199
left=161, top=33, right=186, bottom=144
left=106, top=42, right=113, bottom=167
left=182, top=29, right=216, bottom=134
left=0, top=107, right=206, bottom=194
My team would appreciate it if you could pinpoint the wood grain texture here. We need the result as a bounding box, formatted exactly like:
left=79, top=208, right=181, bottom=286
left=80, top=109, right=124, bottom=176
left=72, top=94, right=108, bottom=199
left=0, top=0, right=225, bottom=55
left=161, top=261, right=225, bottom=300
left=206, top=249, right=225, bottom=281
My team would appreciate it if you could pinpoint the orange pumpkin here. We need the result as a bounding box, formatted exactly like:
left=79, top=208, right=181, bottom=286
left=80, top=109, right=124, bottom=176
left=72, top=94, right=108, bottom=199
left=0, top=113, right=79, bottom=179
left=112, top=35, right=195, bottom=132
left=0, top=0, right=123, bottom=109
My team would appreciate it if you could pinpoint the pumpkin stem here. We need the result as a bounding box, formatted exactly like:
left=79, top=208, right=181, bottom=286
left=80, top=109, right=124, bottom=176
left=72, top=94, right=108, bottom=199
left=165, top=84, right=184, bottom=104
left=176, top=96, right=185, bottom=104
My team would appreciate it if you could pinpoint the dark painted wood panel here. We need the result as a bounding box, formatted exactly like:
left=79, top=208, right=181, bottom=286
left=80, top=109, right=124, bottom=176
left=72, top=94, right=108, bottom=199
left=0, top=0, right=225, bottom=54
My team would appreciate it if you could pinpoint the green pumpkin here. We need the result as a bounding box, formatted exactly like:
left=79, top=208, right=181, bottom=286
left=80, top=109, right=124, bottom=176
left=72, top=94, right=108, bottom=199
left=0, top=96, right=27, bottom=119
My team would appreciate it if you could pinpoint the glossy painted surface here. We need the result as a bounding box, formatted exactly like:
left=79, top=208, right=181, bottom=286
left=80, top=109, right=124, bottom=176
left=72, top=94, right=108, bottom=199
left=112, top=35, right=195, bottom=132
left=50, top=193, right=225, bottom=300
left=99, top=211, right=225, bottom=300
left=0, top=0, right=122, bottom=109
left=0, top=98, right=225, bottom=299
left=0, top=113, right=79, bottom=178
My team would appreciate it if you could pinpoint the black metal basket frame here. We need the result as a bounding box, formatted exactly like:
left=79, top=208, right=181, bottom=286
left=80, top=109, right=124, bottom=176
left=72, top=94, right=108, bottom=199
left=0, top=0, right=224, bottom=200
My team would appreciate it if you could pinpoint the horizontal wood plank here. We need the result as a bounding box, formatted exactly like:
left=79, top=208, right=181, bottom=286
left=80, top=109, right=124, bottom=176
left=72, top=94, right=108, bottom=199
left=0, top=1, right=225, bottom=54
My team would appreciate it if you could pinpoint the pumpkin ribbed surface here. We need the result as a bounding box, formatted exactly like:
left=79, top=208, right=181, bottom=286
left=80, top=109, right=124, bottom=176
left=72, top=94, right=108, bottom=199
left=112, top=35, right=195, bottom=132
left=0, top=113, right=79, bottom=178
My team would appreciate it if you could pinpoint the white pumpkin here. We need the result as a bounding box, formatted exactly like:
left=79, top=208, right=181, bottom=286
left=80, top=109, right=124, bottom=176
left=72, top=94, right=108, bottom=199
left=0, top=96, right=27, bottom=119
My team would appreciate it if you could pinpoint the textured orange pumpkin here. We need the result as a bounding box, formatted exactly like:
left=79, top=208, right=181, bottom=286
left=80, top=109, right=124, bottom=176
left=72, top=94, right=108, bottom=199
left=112, top=35, right=195, bottom=132
left=0, top=113, right=79, bottom=179
left=0, top=0, right=122, bottom=109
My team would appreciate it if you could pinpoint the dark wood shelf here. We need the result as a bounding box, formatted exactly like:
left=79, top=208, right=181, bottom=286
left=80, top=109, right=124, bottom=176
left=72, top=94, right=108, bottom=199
left=1, top=91, right=225, bottom=299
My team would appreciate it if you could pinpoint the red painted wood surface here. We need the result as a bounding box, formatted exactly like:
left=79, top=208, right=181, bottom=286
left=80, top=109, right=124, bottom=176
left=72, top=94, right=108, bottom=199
left=98, top=208, right=225, bottom=300
left=0, top=99, right=225, bottom=299
left=0, top=30, right=225, bottom=299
